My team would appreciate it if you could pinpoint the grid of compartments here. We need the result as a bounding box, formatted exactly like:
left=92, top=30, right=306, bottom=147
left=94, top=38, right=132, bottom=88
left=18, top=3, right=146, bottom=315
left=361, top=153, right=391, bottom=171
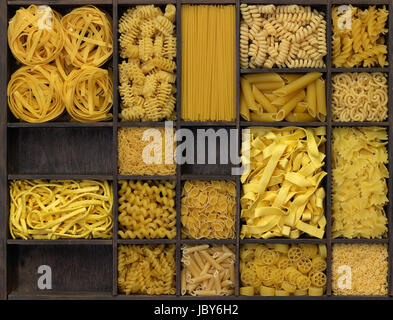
left=0, top=0, right=392, bottom=300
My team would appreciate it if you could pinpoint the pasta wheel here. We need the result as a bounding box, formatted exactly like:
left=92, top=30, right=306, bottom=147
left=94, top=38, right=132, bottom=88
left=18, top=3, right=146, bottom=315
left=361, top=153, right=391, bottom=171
left=310, top=271, right=327, bottom=288
left=312, top=256, right=327, bottom=272
left=7, top=64, right=64, bottom=123
left=297, top=257, right=313, bottom=274
left=63, top=66, right=113, bottom=122
left=62, top=6, right=113, bottom=67
left=8, top=5, right=65, bottom=65
left=296, top=275, right=311, bottom=290
left=288, top=247, right=303, bottom=263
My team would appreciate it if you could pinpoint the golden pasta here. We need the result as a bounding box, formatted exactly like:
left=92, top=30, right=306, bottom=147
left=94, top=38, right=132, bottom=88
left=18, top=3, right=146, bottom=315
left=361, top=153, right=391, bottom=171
left=241, top=73, right=325, bottom=122
left=181, top=180, right=236, bottom=239
left=7, top=64, right=65, bottom=123
left=241, top=127, right=326, bottom=239
left=332, top=5, right=388, bottom=67
left=118, top=127, right=176, bottom=176
left=118, top=5, right=177, bottom=122
left=240, top=5, right=327, bottom=68
left=9, top=180, right=113, bottom=239
left=332, top=73, right=388, bottom=122
left=118, top=244, right=176, bottom=295
left=181, top=245, right=235, bottom=296
left=332, top=244, right=388, bottom=296
left=332, top=127, right=388, bottom=239
left=118, top=180, right=176, bottom=239
left=62, top=6, right=113, bottom=67
left=8, top=5, right=65, bottom=65
left=181, top=5, right=235, bottom=121
left=63, top=66, right=113, bottom=122
left=240, top=244, right=327, bottom=296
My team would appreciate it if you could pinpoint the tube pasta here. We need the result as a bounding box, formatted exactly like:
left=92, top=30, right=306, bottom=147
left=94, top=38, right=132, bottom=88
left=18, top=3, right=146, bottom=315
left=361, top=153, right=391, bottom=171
left=9, top=180, right=113, bottom=239
left=241, top=244, right=326, bottom=296
left=241, top=73, right=324, bottom=122
left=241, top=127, right=326, bottom=239
left=182, top=245, right=235, bottom=296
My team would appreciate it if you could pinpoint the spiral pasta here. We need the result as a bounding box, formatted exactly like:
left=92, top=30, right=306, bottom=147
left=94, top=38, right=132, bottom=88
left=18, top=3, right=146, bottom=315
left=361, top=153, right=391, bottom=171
left=332, top=73, right=388, bottom=122
left=8, top=5, right=65, bottom=65
left=118, top=245, right=176, bottom=295
left=181, top=180, right=236, bottom=240
left=118, top=180, right=176, bottom=239
left=7, top=64, right=64, bottom=123
left=63, top=66, right=113, bottom=122
left=9, top=180, right=113, bottom=240
left=240, top=244, right=326, bottom=296
left=62, top=6, right=113, bottom=67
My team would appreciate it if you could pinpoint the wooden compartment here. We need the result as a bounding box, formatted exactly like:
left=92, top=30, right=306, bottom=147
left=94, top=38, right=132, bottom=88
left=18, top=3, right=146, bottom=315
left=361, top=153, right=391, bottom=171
left=0, top=0, right=392, bottom=301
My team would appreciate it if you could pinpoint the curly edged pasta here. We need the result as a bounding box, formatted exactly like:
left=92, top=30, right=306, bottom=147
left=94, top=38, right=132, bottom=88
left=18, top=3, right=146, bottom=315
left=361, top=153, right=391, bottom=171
left=181, top=180, right=236, bottom=240
left=240, top=4, right=327, bottom=69
left=118, top=180, right=176, bottom=239
left=118, top=244, right=176, bottom=295
left=332, top=73, right=388, bottom=122
left=181, top=245, right=235, bottom=296
left=118, top=5, right=176, bottom=122
left=332, top=5, right=388, bottom=67
left=240, top=244, right=327, bottom=296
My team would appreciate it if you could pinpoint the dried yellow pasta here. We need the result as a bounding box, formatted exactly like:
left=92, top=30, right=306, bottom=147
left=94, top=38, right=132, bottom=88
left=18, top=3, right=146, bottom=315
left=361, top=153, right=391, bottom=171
left=118, top=180, right=176, bottom=239
left=9, top=180, right=113, bottom=239
left=181, top=245, right=235, bottom=296
left=241, top=127, right=326, bottom=239
left=240, top=244, right=327, bottom=296
left=181, top=180, right=236, bottom=239
left=118, top=244, right=176, bottom=295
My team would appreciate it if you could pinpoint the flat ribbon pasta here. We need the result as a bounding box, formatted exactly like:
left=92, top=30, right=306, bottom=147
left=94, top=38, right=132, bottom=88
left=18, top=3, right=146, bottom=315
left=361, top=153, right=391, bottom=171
left=7, top=64, right=65, bottom=123
left=63, top=66, right=113, bottom=122
left=8, top=5, right=65, bottom=65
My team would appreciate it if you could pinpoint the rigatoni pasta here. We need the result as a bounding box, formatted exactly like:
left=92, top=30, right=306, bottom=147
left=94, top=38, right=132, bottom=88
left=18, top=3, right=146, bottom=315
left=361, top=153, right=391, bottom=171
left=181, top=245, right=235, bottom=296
left=118, top=180, right=176, bottom=239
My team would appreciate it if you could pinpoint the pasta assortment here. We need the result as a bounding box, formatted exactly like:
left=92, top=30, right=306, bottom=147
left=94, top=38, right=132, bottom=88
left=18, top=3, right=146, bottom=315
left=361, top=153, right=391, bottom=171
left=118, top=5, right=177, bottom=122
left=332, top=73, right=388, bottom=122
left=241, top=72, right=326, bottom=122
left=181, top=5, right=236, bottom=121
left=7, top=5, right=113, bottom=123
left=9, top=180, right=113, bottom=239
left=181, top=245, right=235, bottom=296
left=240, top=244, right=327, bottom=296
left=241, top=127, right=326, bottom=239
left=181, top=180, right=236, bottom=239
left=240, top=5, right=327, bottom=69
left=332, top=244, right=388, bottom=296
left=118, top=244, right=176, bottom=295
left=118, top=127, right=176, bottom=176
left=118, top=180, right=176, bottom=239
left=332, top=127, right=388, bottom=239
left=332, top=5, right=388, bottom=67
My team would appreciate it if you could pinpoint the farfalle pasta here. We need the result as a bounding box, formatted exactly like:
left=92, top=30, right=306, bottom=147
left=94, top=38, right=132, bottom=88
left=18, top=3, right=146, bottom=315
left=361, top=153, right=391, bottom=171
left=118, top=244, right=176, bottom=295
left=332, top=73, right=388, bottom=122
left=240, top=5, right=327, bottom=68
left=240, top=244, right=327, bottom=296
left=181, top=180, right=236, bottom=239
left=118, top=180, right=176, bottom=239
left=332, top=5, right=388, bottom=67
left=118, top=5, right=176, bottom=122
left=241, top=127, right=326, bottom=239
left=332, top=127, right=388, bottom=238
left=181, top=245, right=235, bottom=296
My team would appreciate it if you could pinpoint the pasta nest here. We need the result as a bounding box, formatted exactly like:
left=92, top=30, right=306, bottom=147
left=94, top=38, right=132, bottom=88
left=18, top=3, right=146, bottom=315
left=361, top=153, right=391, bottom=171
left=8, top=5, right=65, bottom=65
left=7, top=64, right=65, bottom=123
left=62, top=6, right=113, bottom=67
left=63, top=66, right=113, bottom=122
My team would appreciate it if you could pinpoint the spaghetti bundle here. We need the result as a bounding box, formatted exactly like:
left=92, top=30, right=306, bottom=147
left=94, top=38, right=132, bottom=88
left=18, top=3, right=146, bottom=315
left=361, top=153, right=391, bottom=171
left=63, top=66, right=113, bottom=122
left=62, top=6, right=113, bottom=68
left=7, top=64, right=64, bottom=123
left=8, top=5, right=65, bottom=65
left=181, top=5, right=236, bottom=121
left=9, top=180, right=113, bottom=240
